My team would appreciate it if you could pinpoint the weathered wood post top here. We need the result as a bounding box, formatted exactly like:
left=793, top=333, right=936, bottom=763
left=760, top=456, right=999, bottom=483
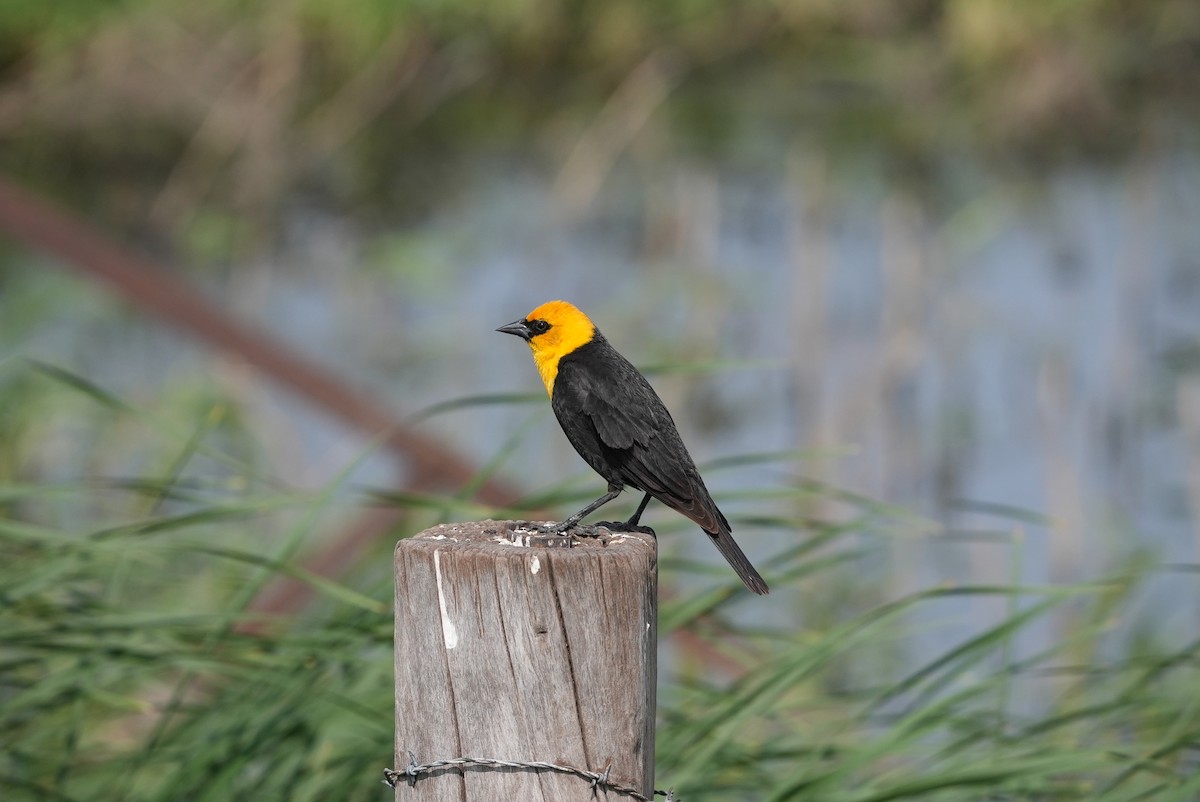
left=393, top=519, right=658, bottom=800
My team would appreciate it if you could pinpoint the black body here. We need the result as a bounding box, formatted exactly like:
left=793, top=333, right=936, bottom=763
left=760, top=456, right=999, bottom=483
left=551, top=333, right=769, bottom=594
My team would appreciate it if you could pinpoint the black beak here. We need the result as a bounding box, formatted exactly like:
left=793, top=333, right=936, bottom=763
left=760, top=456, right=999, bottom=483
left=496, top=319, right=532, bottom=341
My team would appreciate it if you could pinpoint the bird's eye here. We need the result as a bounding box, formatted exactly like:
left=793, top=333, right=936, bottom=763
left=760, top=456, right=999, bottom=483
left=531, top=319, right=551, bottom=334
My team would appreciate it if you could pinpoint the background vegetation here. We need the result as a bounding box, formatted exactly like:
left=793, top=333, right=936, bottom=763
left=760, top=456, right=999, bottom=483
left=3, top=1, right=1200, bottom=800
left=3, top=0, right=1198, bottom=240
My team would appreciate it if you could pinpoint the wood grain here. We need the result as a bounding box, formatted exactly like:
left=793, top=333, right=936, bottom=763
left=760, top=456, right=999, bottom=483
left=394, top=520, right=657, bottom=800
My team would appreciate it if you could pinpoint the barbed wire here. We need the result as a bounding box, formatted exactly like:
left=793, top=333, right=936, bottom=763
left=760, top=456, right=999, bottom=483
left=384, top=751, right=677, bottom=800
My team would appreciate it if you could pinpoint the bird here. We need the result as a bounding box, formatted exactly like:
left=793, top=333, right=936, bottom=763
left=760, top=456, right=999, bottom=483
left=497, top=300, right=769, bottom=595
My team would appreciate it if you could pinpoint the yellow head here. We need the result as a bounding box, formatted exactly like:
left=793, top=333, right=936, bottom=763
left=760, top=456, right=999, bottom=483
left=496, top=300, right=597, bottom=395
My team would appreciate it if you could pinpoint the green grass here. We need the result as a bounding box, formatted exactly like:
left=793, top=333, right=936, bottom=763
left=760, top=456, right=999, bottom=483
left=3, top=360, right=1200, bottom=801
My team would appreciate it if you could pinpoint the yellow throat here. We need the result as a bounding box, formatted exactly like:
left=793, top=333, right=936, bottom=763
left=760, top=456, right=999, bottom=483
left=523, top=300, right=597, bottom=395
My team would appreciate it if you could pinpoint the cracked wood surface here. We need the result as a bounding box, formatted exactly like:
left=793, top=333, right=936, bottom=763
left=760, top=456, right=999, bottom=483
left=394, top=520, right=658, bottom=800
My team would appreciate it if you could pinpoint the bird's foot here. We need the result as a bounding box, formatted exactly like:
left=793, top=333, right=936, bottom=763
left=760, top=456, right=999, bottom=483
left=508, top=519, right=653, bottom=541
left=533, top=520, right=604, bottom=539
left=505, top=519, right=570, bottom=535
left=505, top=521, right=575, bottom=548
left=594, top=520, right=656, bottom=536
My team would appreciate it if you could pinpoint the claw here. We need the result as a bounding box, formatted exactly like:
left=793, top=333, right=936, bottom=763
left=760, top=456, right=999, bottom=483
left=594, top=521, right=655, bottom=536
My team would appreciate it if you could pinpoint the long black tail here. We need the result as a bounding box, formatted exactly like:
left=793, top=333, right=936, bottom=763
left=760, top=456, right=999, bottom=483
left=708, top=526, right=769, bottom=595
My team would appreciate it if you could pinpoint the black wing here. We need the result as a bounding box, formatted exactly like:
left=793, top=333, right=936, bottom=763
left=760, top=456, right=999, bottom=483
left=551, top=337, right=768, bottom=594
left=551, top=338, right=723, bottom=533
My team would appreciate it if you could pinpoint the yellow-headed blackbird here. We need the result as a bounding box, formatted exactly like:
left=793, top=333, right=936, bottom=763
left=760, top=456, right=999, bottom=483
left=497, top=300, right=769, bottom=595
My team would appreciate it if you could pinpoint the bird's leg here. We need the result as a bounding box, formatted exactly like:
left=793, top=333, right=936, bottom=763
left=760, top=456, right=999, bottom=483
left=595, top=492, right=656, bottom=535
left=546, top=486, right=622, bottom=534
left=625, top=492, right=652, bottom=528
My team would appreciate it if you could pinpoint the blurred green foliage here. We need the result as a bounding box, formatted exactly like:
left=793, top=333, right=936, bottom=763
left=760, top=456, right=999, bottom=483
left=1, top=0, right=1197, bottom=241
left=3, top=360, right=1200, bottom=800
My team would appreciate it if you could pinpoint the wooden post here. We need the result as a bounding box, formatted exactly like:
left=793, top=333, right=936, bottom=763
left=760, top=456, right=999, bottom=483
left=393, top=520, right=658, bottom=800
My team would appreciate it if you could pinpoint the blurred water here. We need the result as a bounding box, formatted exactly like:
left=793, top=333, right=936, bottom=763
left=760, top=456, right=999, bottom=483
left=13, top=148, right=1200, bottom=650
left=387, top=155, right=1200, bottom=578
